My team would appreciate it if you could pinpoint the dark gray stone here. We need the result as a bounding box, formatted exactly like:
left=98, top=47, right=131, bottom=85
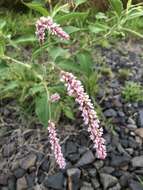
left=129, top=180, right=143, bottom=190
left=110, top=154, right=130, bottom=167
left=104, top=109, right=117, bottom=117
left=76, top=150, right=95, bottom=167
left=131, top=156, right=143, bottom=167
left=119, top=172, right=132, bottom=187
left=118, top=111, right=125, bottom=117
left=26, top=173, right=35, bottom=188
left=78, top=147, right=88, bottom=155
left=100, top=173, right=118, bottom=190
left=0, top=174, right=8, bottom=185
left=94, top=160, right=104, bottom=170
left=80, top=182, right=94, bottom=190
left=138, top=109, right=143, bottom=127
left=14, top=168, right=25, bottom=178
left=68, top=153, right=80, bottom=163
left=100, top=166, right=115, bottom=174
left=8, top=176, right=16, bottom=190
left=91, top=178, right=100, bottom=189
left=108, top=183, right=121, bottom=190
left=88, top=168, right=97, bottom=177
left=65, top=141, right=78, bottom=155
left=19, top=154, right=37, bottom=170
left=41, top=159, right=49, bottom=172
left=44, top=173, right=65, bottom=190
left=1, top=187, right=9, bottom=190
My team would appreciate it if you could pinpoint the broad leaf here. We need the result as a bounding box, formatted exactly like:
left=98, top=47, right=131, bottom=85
left=127, top=0, right=132, bottom=13
left=63, top=105, right=74, bottom=120
left=48, top=47, right=70, bottom=61
left=75, top=0, right=87, bottom=7
left=24, top=2, right=49, bottom=16
left=35, top=91, right=62, bottom=126
left=77, top=51, right=93, bottom=76
left=14, top=35, right=36, bottom=44
left=0, top=60, right=8, bottom=75
left=64, top=26, right=81, bottom=34
left=58, top=60, right=81, bottom=73
left=35, top=93, right=50, bottom=127
left=1, top=81, right=19, bottom=92
left=27, top=84, right=44, bottom=97
left=56, top=12, right=88, bottom=24
left=109, top=0, right=123, bottom=16
left=0, top=20, right=6, bottom=30
left=88, top=23, right=109, bottom=34
left=95, top=12, right=108, bottom=20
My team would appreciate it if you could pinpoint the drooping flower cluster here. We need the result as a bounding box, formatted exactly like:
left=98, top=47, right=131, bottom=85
left=48, top=121, right=66, bottom=169
left=50, top=93, right=61, bottom=102
left=36, top=16, right=70, bottom=44
left=60, top=71, right=107, bottom=159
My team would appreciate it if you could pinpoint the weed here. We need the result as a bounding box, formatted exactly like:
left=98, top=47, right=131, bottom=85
left=122, top=81, right=143, bottom=102
left=118, top=68, right=131, bottom=80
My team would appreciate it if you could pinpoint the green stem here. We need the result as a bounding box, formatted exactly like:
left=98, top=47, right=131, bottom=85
left=43, top=82, right=51, bottom=120
left=2, top=55, right=31, bottom=68
left=122, top=27, right=143, bottom=38
left=2, top=55, right=43, bottom=81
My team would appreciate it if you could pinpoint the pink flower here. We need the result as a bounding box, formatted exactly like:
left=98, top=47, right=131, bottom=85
left=60, top=71, right=107, bottom=159
left=48, top=121, right=66, bottom=169
left=50, top=93, right=60, bottom=102
left=36, top=16, right=70, bottom=44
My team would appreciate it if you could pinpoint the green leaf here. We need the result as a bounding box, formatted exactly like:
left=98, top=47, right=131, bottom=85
left=77, top=51, right=93, bottom=76
left=63, top=106, right=74, bottom=120
left=0, top=60, right=8, bottom=69
left=109, top=0, right=123, bottom=16
left=0, top=44, right=5, bottom=56
left=56, top=12, right=88, bottom=24
left=88, top=23, right=109, bottom=34
left=0, top=20, right=6, bottom=30
left=51, top=103, right=61, bottom=122
left=1, top=81, right=19, bottom=92
left=23, top=2, right=49, bottom=16
left=35, top=93, right=50, bottom=127
left=52, top=3, right=70, bottom=17
left=95, top=12, right=108, bottom=20
left=58, top=60, right=81, bottom=73
left=64, top=26, right=81, bottom=34
left=48, top=85, right=65, bottom=94
left=27, top=84, right=44, bottom=97
left=75, top=0, right=87, bottom=7
left=127, top=0, right=132, bottom=13
left=48, top=47, right=70, bottom=61
left=14, top=35, right=36, bottom=44
left=0, top=39, right=5, bottom=56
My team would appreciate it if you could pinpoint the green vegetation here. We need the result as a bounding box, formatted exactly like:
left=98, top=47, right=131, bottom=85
left=118, top=68, right=131, bottom=80
left=122, top=81, right=143, bottom=102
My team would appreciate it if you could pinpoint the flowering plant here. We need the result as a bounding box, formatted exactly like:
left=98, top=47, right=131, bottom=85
left=35, top=16, right=106, bottom=168
left=0, top=1, right=107, bottom=169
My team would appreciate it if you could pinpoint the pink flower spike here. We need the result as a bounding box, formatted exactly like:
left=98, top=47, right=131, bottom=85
left=36, top=16, right=70, bottom=44
left=48, top=121, right=66, bottom=169
left=60, top=71, right=107, bottom=159
left=50, top=93, right=60, bottom=102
